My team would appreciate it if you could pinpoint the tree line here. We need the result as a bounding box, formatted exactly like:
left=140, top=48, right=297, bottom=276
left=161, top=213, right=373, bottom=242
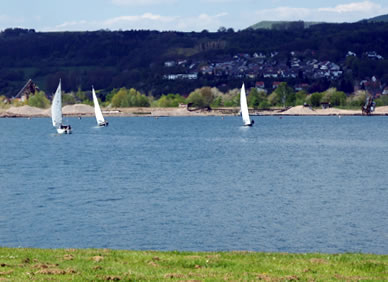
left=0, top=22, right=387, bottom=98
left=3, top=83, right=388, bottom=110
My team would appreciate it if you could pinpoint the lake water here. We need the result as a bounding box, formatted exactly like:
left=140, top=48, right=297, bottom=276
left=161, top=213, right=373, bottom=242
left=0, top=116, right=387, bottom=254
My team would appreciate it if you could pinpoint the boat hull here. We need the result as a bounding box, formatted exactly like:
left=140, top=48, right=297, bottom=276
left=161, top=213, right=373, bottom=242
left=244, top=120, right=254, bottom=127
left=56, top=125, right=72, bottom=134
left=98, top=121, right=109, bottom=127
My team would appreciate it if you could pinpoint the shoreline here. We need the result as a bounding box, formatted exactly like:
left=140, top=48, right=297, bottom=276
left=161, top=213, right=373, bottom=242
left=1, top=104, right=388, bottom=118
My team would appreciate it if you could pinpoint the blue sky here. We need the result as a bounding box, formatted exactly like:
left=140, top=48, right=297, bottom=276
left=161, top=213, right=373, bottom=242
left=1, top=0, right=388, bottom=32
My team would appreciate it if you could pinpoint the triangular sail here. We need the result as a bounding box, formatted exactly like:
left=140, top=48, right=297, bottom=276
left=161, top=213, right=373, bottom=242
left=92, top=87, right=105, bottom=124
left=240, top=83, right=251, bottom=125
left=51, top=81, right=62, bottom=128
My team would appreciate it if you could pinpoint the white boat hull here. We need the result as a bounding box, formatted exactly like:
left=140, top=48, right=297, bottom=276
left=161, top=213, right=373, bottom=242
left=56, top=127, right=72, bottom=134
left=98, top=121, right=109, bottom=127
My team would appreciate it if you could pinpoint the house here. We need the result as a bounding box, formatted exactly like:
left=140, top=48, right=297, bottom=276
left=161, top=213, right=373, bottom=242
left=253, top=52, right=266, bottom=59
left=200, top=65, right=213, bottom=75
left=382, top=87, right=388, bottom=95
left=256, top=81, right=265, bottom=89
left=164, top=61, right=176, bottom=67
left=346, top=51, right=357, bottom=57
left=295, top=83, right=309, bottom=91
left=164, top=73, right=198, bottom=80
left=329, top=63, right=340, bottom=71
left=366, top=51, right=384, bottom=60
left=272, top=81, right=281, bottom=89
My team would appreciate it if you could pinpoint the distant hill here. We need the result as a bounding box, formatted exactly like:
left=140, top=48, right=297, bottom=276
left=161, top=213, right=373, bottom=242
left=363, top=14, right=388, bottom=23
left=0, top=22, right=387, bottom=97
left=248, top=20, right=323, bottom=30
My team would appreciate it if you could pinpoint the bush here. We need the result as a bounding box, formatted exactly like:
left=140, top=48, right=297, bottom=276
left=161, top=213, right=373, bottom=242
left=295, top=91, right=307, bottom=105
left=248, top=88, right=267, bottom=109
left=223, top=89, right=239, bottom=107
left=62, top=93, right=76, bottom=105
left=186, top=87, right=214, bottom=108
left=321, top=88, right=346, bottom=106
left=111, top=88, right=150, bottom=107
left=155, top=94, right=185, bottom=107
left=375, top=95, right=388, bottom=106
left=346, top=91, right=366, bottom=107
left=310, top=92, right=323, bottom=107
left=275, top=82, right=295, bottom=107
left=258, top=100, right=270, bottom=109
left=28, top=91, right=50, bottom=108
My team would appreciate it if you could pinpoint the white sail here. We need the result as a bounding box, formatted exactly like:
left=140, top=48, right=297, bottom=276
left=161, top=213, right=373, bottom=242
left=51, top=81, right=62, bottom=128
left=240, top=83, right=251, bottom=125
left=92, top=87, right=105, bottom=125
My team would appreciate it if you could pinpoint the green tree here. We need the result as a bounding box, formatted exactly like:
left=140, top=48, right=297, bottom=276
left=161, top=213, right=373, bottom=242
left=331, top=91, right=347, bottom=107
left=223, top=89, right=239, bottom=107
left=27, top=91, right=50, bottom=108
left=295, top=90, right=307, bottom=105
left=321, top=88, right=347, bottom=107
left=155, top=94, right=185, bottom=107
left=375, top=95, right=388, bottom=106
left=248, top=88, right=267, bottom=109
left=275, top=82, right=295, bottom=107
left=211, top=96, right=223, bottom=108
left=310, top=92, right=323, bottom=107
left=75, top=87, right=87, bottom=102
left=346, top=91, right=366, bottom=108
left=62, top=93, right=76, bottom=105
left=111, top=87, right=150, bottom=107
left=268, top=91, right=280, bottom=106
left=0, top=95, right=8, bottom=108
left=258, top=100, right=270, bottom=109
left=186, top=87, right=214, bottom=108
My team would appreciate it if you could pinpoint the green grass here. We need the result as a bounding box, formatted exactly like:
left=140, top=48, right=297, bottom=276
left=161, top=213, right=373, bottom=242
left=0, top=248, right=387, bottom=281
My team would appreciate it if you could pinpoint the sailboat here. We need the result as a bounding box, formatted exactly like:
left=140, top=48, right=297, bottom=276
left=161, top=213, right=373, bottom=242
left=51, top=80, right=71, bottom=134
left=92, top=86, right=108, bottom=127
left=240, top=83, right=254, bottom=126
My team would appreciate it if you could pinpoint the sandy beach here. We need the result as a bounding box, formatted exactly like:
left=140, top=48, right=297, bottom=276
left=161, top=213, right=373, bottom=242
left=1, top=104, right=388, bottom=118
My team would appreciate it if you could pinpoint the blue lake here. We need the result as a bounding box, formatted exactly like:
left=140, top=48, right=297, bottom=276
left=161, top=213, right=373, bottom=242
left=0, top=116, right=387, bottom=254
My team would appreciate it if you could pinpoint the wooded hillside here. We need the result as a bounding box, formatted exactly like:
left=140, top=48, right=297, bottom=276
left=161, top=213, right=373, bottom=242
left=0, top=22, right=387, bottom=98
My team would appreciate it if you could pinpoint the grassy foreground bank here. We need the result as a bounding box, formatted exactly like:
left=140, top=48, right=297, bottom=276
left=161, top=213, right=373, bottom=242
left=0, top=248, right=387, bottom=281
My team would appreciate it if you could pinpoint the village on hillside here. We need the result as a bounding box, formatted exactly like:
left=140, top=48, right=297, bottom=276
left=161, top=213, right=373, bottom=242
left=163, top=50, right=387, bottom=95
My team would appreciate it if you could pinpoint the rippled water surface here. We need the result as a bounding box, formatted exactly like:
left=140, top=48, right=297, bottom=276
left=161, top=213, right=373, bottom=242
left=0, top=116, right=387, bottom=254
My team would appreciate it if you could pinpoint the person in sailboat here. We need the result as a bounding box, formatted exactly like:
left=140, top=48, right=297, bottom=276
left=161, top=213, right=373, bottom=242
left=60, top=124, right=71, bottom=130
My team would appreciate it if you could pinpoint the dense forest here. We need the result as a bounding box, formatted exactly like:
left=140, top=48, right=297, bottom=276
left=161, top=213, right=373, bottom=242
left=0, top=21, right=388, bottom=99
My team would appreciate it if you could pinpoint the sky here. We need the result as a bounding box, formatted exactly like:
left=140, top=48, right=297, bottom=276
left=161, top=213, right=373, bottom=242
left=1, top=0, right=388, bottom=32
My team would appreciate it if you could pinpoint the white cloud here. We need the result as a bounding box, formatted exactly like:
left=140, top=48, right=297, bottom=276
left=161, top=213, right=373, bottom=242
left=254, top=1, right=388, bottom=22
left=46, top=12, right=228, bottom=32
left=111, top=0, right=175, bottom=6
left=174, top=12, right=228, bottom=31
left=103, top=13, right=175, bottom=26
left=55, top=20, right=89, bottom=30
left=40, top=1, right=388, bottom=32
left=318, top=1, right=379, bottom=13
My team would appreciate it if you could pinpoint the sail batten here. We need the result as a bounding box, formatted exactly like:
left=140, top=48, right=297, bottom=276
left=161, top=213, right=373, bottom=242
left=240, top=83, right=251, bottom=125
